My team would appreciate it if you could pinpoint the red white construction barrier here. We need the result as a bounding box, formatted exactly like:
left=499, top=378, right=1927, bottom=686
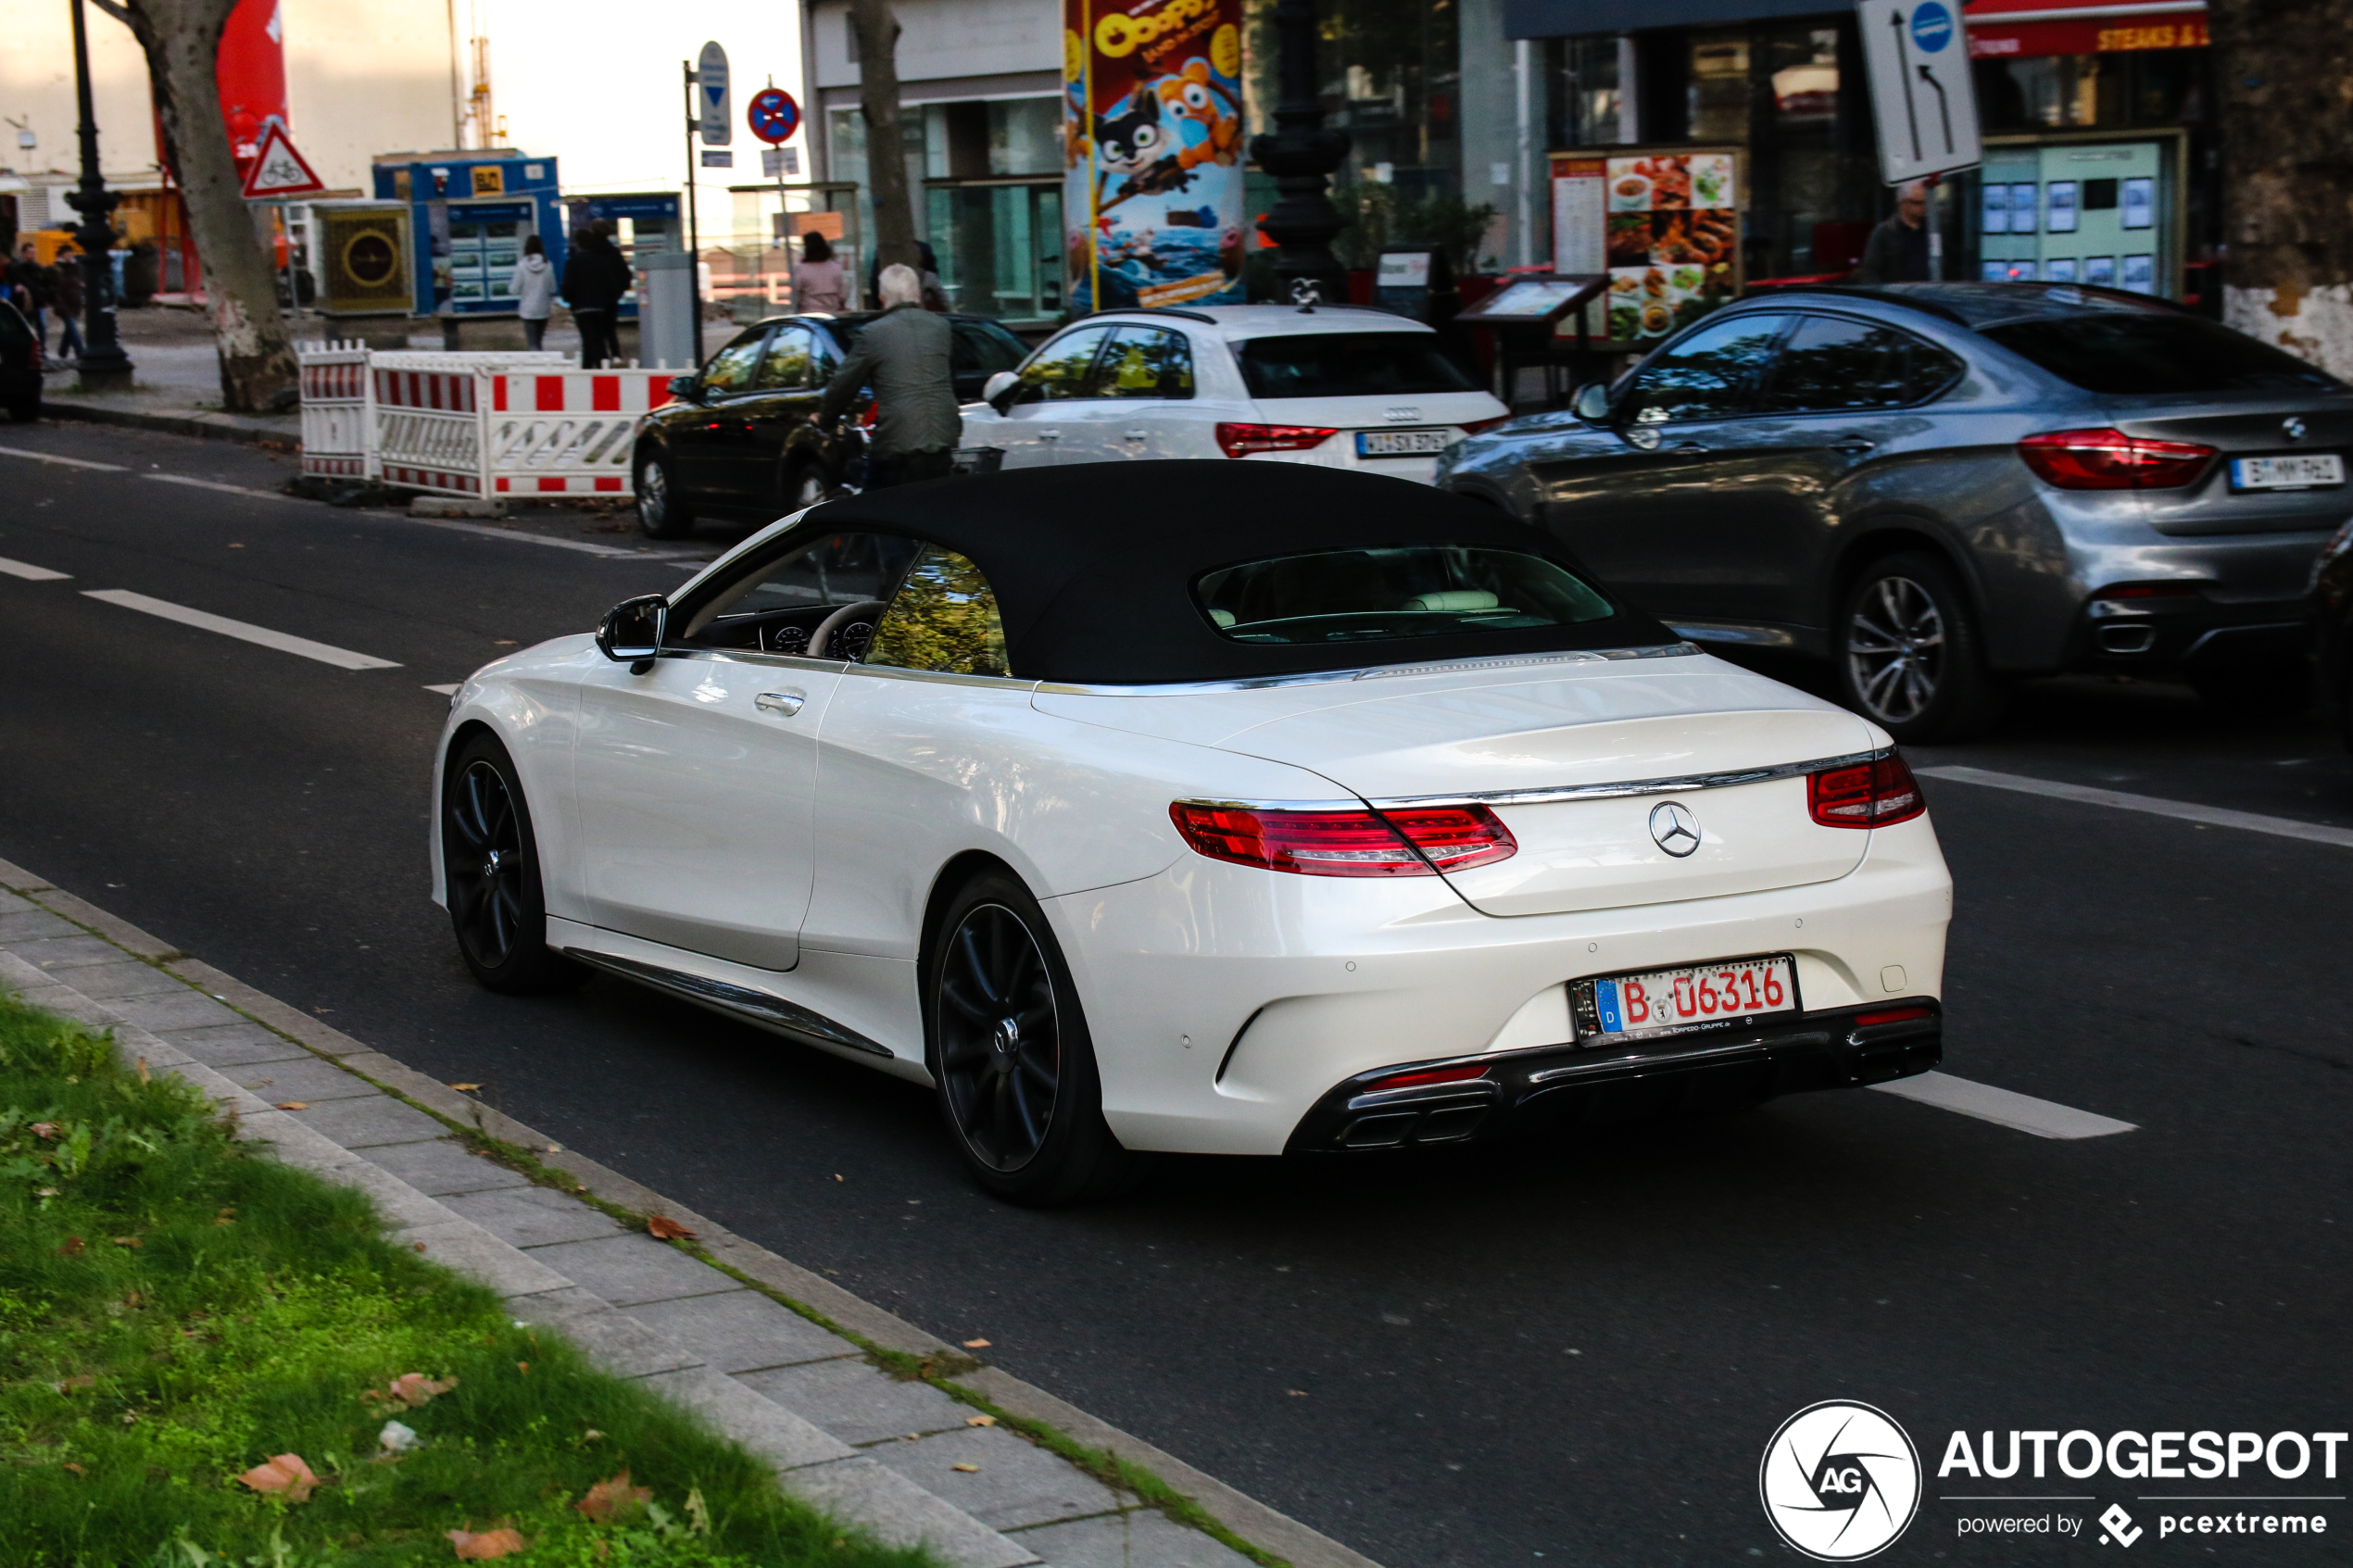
left=297, top=344, right=683, bottom=499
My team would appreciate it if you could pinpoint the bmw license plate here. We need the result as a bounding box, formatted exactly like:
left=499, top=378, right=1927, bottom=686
left=2229, top=453, right=2344, bottom=491
left=1583, top=955, right=1800, bottom=1038
left=1357, top=429, right=1456, bottom=458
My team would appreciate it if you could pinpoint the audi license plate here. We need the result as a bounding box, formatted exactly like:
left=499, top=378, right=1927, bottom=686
left=2230, top=453, right=2344, bottom=491
left=1357, top=429, right=1455, bottom=458
left=1587, top=955, right=1799, bottom=1037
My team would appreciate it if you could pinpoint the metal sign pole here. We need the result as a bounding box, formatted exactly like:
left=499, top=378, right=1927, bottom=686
left=682, top=59, right=701, bottom=365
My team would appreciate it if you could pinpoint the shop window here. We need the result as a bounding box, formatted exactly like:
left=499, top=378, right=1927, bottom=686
left=1687, top=36, right=1751, bottom=144
left=988, top=99, right=1063, bottom=177
left=1547, top=35, right=1629, bottom=149
left=1242, top=0, right=1460, bottom=201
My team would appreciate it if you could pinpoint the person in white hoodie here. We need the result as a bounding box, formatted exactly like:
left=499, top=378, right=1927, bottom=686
left=510, top=234, right=558, bottom=350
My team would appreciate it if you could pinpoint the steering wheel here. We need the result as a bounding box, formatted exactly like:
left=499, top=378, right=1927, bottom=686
left=810, top=599, right=889, bottom=661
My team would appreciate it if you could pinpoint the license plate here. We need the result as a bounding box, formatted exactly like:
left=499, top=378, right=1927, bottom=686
left=1357, top=428, right=1456, bottom=457
left=2230, top=453, right=2344, bottom=491
left=1584, top=955, right=1799, bottom=1038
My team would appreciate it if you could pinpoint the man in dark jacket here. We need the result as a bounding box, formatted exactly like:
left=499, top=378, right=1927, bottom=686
left=817, top=262, right=962, bottom=489
left=560, top=228, right=630, bottom=368
left=1855, top=181, right=1933, bottom=284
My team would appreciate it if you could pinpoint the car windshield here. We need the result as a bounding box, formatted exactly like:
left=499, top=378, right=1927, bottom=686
left=1980, top=314, right=2346, bottom=395
left=1236, top=332, right=1480, bottom=399
left=1194, top=546, right=1616, bottom=646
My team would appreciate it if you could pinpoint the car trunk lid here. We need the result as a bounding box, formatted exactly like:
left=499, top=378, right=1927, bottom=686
left=2106, top=391, right=2353, bottom=538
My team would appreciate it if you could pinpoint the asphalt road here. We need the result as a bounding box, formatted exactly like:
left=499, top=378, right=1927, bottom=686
left=3, top=419, right=2347, bottom=1566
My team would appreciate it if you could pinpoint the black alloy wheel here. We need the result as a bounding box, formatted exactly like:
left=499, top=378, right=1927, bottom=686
left=635, top=450, right=694, bottom=540
left=440, top=734, right=582, bottom=993
left=1835, top=551, right=2004, bottom=744
left=925, top=872, right=1143, bottom=1205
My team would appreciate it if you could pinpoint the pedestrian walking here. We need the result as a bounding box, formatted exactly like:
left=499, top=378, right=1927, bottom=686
left=815, top=262, right=961, bottom=489
left=10, top=243, right=50, bottom=350
left=510, top=233, right=557, bottom=351
left=51, top=253, right=84, bottom=363
left=1855, top=180, right=1934, bottom=284
left=560, top=227, right=629, bottom=368
left=790, top=232, right=847, bottom=313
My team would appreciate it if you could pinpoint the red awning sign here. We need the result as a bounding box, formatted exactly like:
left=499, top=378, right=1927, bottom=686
left=240, top=119, right=326, bottom=199
left=1965, top=0, right=2208, bottom=58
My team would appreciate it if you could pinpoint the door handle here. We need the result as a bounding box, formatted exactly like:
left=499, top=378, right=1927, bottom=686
left=754, top=690, right=806, bottom=717
left=1123, top=429, right=1149, bottom=441
left=1831, top=437, right=1878, bottom=455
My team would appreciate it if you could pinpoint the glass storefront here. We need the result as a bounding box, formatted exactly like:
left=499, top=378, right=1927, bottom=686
left=1240, top=0, right=1464, bottom=204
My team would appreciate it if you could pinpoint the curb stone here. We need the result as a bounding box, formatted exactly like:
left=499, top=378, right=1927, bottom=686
left=41, top=395, right=298, bottom=446
left=0, top=859, right=1383, bottom=1568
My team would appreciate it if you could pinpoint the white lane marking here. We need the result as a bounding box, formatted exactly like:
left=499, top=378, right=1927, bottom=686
left=143, top=472, right=301, bottom=501
left=0, top=445, right=128, bottom=471
left=1870, top=1071, right=2136, bottom=1139
left=423, top=683, right=463, bottom=696
left=81, top=589, right=402, bottom=671
left=0, top=556, right=71, bottom=581
left=1917, top=764, right=2353, bottom=849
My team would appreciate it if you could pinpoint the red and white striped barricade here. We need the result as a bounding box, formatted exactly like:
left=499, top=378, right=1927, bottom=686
left=296, top=341, right=370, bottom=479
left=369, top=351, right=573, bottom=496
left=483, top=367, right=680, bottom=497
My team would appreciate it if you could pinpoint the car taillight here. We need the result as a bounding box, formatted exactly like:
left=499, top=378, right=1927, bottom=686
left=1807, top=752, right=1927, bottom=829
left=2090, top=581, right=2201, bottom=600
left=2018, top=428, right=2217, bottom=490
left=1853, top=1006, right=1933, bottom=1026
left=1214, top=422, right=1339, bottom=458
left=1362, top=1062, right=1491, bottom=1092
left=1167, top=802, right=1516, bottom=876
left=1458, top=415, right=1512, bottom=436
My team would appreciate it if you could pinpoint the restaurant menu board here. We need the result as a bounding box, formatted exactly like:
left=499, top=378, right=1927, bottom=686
left=1553, top=148, right=1742, bottom=347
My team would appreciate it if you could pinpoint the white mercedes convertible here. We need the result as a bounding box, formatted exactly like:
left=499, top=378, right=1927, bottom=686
left=433, top=463, right=1951, bottom=1203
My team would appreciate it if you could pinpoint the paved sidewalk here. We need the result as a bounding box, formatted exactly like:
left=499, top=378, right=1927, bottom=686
left=0, top=864, right=1375, bottom=1568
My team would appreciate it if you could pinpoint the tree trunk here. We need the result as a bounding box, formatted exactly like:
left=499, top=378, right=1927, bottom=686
left=847, top=0, right=920, bottom=293
left=2209, top=0, right=2353, bottom=374
left=126, top=0, right=296, bottom=410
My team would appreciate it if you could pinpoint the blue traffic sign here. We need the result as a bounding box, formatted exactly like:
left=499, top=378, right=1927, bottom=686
left=1910, top=1, right=1954, bottom=52
left=749, top=88, right=801, bottom=145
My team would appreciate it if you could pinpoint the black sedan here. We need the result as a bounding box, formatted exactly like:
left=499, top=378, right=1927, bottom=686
left=1441, top=283, right=2350, bottom=742
left=632, top=311, right=1028, bottom=539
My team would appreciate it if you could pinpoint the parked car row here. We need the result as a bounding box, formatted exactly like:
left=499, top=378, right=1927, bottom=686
left=633, top=283, right=2353, bottom=745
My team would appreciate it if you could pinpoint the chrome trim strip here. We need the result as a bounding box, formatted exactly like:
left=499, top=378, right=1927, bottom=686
left=1031, top=641, right=1701, bottom=696
left=562, top=949, right=894, bottom=1057
left=1523, top=1030, right=1833, bottom=1085
left=1365, top=748, right=1887, bottom=811
left=1345, top=1078, right=1504, bottom=1112
left=1174, top=797, right=1363, bottom=814
left=840, top=662, right=1040, bottom=692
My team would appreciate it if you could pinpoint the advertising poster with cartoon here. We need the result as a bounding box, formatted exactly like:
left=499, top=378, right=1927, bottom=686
left=1598, top=150, right=1742, bottom=345
left=1063, top=0, right=1247, bottom=312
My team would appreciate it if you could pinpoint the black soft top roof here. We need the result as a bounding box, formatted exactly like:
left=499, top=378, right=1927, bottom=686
left=796, top=460, right=1675, bottom=685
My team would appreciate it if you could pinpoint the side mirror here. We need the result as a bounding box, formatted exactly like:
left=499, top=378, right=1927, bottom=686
left=982, top=370, right=1019, bottom=412
left=1572, top=383, right=1614, bottom=422
left=597, top=594, right=668, bottom=663
left=667, top=374, right=701, bottom=404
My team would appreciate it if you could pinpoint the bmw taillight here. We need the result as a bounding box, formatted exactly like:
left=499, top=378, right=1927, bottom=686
left=1807, top=753, right=1927, bottom=829
left=1168, top=802, right=1516, bottom=876
left=1214, top=422, right=1339, bottom=458
left=2018, top=428, right=2217, bottom=490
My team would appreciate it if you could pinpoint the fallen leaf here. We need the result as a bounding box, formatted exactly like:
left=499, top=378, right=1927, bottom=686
left=110, top=1236, right=143, bottom=1249
left=516, top=1361, right=530, bottom=1376
left=961, top=1338, right=991, bottom=1349
left=952, top=1462, right=980, bottom=1473
left=964, top=1414, right=996, bottom=1427
left=136, top=1057, right=150, bottom=1084
left=275, top=1101, right=309, bottom=1110
left=1286, top=1388, right=1309, bottom=1397
left=31, top=1122, right=61, bottom=1140
left=216, top=1207, right=236, bottom=1226
left=33, top=1185, right=57, bottom=1198
left=237, top=1452, right=321, bottom=1503
left=379, top=1419, right=422, bottom=1453
left=448, top=1082, right=482, bottom=1091
left=63, top=1461, right=84, bottom=1475
left=575, top=1468, right=652, bottom=1522
left=56, top=1374, right=94, bottom=1395
left=646, top=1215, right=696, bottom=1241
left=493, top=639, right=519, bottom=646
left=57, top=1236, right=85, bottom=1256
left=543, top=1144, right=560, bottom=1154
left=387, top=1373, right=458, bottom=1407
left=413, top=1242, right=428, bottom=1253
left=447, top=1527, right=527, bottom=1560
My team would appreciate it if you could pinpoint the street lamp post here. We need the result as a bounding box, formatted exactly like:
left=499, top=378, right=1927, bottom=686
left=1246, top=0, right=1349, bottom=306
left=64, top=0, right=133, bottom=391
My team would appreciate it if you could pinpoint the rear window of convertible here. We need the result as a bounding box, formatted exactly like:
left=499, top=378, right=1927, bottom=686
left=1194, top=546, right=1616, bottom=646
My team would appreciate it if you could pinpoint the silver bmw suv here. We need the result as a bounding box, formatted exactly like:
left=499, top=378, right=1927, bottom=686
left=1439, top=282, right=2350, bottom=742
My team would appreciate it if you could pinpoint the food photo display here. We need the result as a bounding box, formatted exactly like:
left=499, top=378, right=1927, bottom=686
left=1603, top=151, right=1740, bottom=344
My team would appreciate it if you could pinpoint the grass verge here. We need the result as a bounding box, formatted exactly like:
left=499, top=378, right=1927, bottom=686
left=0, top=994, right=934, bottom=1568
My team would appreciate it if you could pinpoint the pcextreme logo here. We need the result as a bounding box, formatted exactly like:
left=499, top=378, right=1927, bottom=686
left=1760, top=1400, right=1924, bottom=1561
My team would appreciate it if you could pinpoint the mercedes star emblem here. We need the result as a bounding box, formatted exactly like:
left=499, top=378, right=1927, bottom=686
left=2284, top=416, right=2308, bottom=442
left=1649, top=799, right=1702, bottom=857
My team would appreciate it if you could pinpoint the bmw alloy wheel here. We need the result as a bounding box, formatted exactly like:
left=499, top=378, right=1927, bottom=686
left=936, top=903, right=1062, bottom=1172
left=445, top=759, right=528, bottom=970
left=1845, top=574, right=1947, bottom=727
